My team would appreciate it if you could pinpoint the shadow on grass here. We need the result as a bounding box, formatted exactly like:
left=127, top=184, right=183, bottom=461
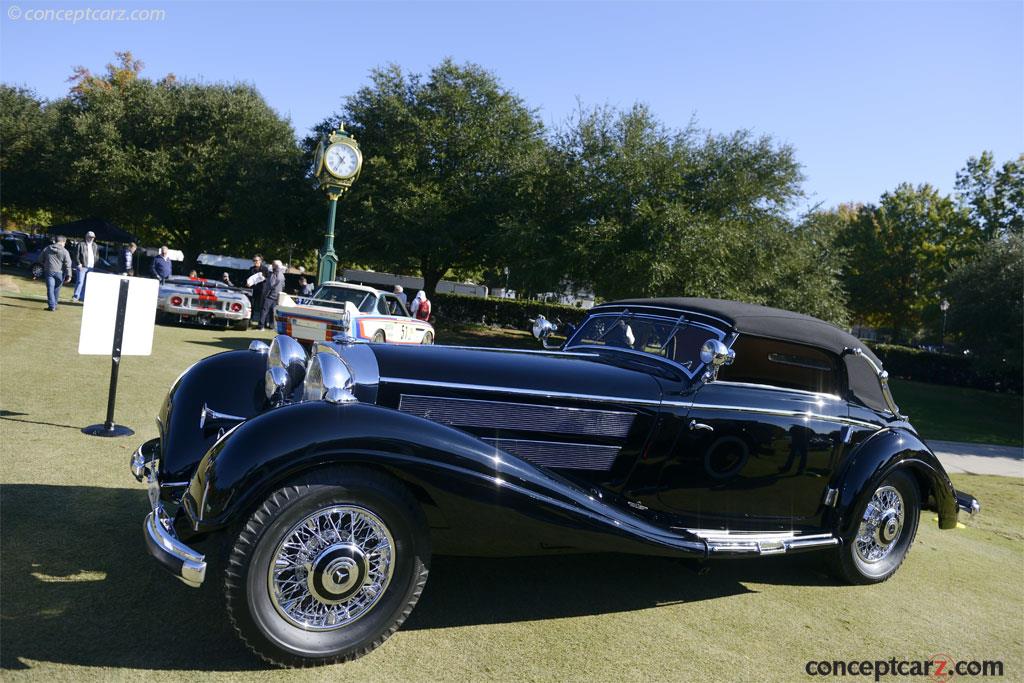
left=181, top=334, right=259, bottom=351
left=0, top=483, right=836, bottom=672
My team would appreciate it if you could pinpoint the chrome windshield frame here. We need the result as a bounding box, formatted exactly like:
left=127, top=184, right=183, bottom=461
left=565, top=312, right=727, bottom=380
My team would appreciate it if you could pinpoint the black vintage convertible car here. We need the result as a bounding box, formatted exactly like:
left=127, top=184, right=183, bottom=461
left=131, top=297, right=979, bottom=667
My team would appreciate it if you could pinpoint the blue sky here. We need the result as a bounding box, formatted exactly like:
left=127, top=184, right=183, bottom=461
left=2, top=1, right=1021, bottom=211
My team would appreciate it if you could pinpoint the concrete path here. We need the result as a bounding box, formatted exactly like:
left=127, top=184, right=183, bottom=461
left=928, top=439, right=1024, bottom=478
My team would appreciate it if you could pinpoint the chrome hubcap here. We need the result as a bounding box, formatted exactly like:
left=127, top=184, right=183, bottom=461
left=268, top=505, right=394, bottom=631
left=855, top=485, right=904, bottom=563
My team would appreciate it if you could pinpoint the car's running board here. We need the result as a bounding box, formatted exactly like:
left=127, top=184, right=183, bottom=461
left=682, top=529, right=839, bottom=556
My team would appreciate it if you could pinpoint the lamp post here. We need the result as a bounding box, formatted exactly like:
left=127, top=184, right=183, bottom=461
left=312, top=127, right=363, bottom=285
left=939, top=298, right=950, bottom=351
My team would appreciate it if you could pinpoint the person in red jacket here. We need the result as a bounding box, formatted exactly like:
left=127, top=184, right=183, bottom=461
left=409, top=290, right=431, bottom=321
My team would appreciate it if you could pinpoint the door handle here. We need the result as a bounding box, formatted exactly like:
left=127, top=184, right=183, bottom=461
left=689, top=420, right=714, bottom=432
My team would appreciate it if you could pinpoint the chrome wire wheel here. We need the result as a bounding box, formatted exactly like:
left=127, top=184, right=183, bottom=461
left=854, top=485, right=905, bottom=564
left=268, top=505, right=395, bottom=631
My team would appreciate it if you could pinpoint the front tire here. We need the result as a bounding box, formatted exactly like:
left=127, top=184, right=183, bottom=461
left=371, top=330, right=386, bottom=343
left=829, top=469, right=920, bottom=584
left=421, top=331, right=434, bottom=345
left=224, top=468, right=430, bottom=667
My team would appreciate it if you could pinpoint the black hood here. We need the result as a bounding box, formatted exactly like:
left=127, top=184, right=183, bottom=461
left=368, top=344, right=663, bottom=403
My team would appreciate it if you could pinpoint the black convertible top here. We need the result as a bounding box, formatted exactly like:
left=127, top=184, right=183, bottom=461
left=601, top=297, right=890, bottom=411
left=602, top=297, right=878, bottom=361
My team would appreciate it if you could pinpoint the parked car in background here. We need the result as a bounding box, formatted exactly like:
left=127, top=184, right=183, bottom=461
left=274, top=281, right=435, bottom=346
left=130, top=296, right=978, bottom=667
left=156, top=276, right=253, bottom=330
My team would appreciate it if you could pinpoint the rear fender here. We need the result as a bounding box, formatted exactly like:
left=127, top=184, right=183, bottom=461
left=183, top=401, right=707, bottom=558
left=834, top=428, right=958, bottom=536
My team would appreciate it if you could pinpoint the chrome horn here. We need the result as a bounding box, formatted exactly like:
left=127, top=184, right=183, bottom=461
left=700, top=338, right=735, bottom=383
left=199, top=403, right=245, bottom=430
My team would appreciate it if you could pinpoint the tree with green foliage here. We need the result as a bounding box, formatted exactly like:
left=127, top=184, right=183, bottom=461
left=0, top=85, right=60, bottom=225
left=314, top=59, right=546, bottom=294
left=6, top=52, right=316, bottom=262
left=944, top=235, right=1023, bottom=377
left=538, top=104, right=847, bottom=322
left=838, top=184, right=976, bottom=338
left=955, top=151, right=1023, bottom=239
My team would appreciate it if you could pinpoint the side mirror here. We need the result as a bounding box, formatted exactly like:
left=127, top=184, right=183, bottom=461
left=699, top=339, right=735, bottom=382
left=531, top=315, right=561, bottom=349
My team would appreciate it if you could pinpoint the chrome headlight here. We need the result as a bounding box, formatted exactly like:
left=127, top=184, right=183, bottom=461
left=265, top=335, right=307, bottom=403
left=303, top=351, right=357, bottom=404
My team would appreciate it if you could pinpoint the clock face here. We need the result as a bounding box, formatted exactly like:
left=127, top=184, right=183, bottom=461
left=324, top=143, right=360, bottom=178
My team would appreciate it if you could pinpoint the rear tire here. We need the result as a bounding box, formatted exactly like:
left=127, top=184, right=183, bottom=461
left=224, top=468, right=429, bottom=668
left=232, top=319, right=250, bottom=331
left=421, top=331, right=434, bottom=345
left=828, top=469, right=919, bottom=584
left=371, top=330, right=386, bottom=343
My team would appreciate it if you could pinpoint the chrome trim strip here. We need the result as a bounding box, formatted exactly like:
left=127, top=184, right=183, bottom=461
left=398, top=394, right=635, bottom=438
left=378, top=377, right=663, bottom=407
left=679, top=402, right=880, bottom=429
left=683, top=529, right=839, bottom=555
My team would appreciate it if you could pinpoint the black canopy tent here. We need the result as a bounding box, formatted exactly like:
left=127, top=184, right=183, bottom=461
left=47, top=217, right=138, bottom=244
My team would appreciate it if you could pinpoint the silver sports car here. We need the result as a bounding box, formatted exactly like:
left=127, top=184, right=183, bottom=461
left=156, top=276, right=252, bottom=330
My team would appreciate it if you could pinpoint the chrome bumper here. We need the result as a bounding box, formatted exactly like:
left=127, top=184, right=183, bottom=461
left=956, top=490, right=981, bottom=517
left=131, top=440, right=207, bottom=588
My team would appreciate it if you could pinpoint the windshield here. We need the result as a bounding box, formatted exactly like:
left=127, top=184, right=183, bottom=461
left=567, top=313, right=725, bottom=377
left=309, top=285, right=376, bottom=313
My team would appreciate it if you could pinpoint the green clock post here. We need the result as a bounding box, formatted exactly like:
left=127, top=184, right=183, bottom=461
left=312, top=127, right=363, bottom=285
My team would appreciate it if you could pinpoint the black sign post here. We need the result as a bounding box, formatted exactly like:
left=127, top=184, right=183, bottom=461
left=83, top=277, right=135, bottom=437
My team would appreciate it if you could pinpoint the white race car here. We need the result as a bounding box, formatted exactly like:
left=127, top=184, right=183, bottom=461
left=274, top=281, right=435, bottom=346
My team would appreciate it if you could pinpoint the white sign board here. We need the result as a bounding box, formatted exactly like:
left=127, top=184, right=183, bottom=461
left=78, top=273, right=159, bottom=356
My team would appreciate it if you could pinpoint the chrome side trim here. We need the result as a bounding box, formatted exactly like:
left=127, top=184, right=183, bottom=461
left=482, top=438, right=621, bottom=471
left=378, top=377, right=663, bottom=407
left=681, top=402, right=880, bottom=429
left=399, top=394, right=635, bottom=438
left=683, top=529, right=839, bottom=555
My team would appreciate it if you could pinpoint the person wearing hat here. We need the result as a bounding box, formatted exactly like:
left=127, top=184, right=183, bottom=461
left=72, top=230, right=99, bottom=302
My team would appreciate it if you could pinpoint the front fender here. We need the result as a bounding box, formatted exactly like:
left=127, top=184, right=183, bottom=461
left=183, top=401, right=707, bottom=559
left=835, top=428, right=958, bottom=536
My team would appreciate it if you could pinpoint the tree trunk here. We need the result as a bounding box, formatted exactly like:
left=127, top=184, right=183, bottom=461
left=421, top=263, right=447, bottom=296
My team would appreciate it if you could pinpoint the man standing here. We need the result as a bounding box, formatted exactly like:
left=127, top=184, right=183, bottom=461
left=260, top=260, right=286, bottom=330
left=39, top=236, right=73, bottom=311
left=298, top=276, right=314, bottom=297
left=121, top=242, right=137, bottom=275
left=151, top=245, right=172, bottom=282
left=247, top=254, right=270, bottom=328
left=393, top=285, right=408, bottom=309
left=72, top=230, right=99, bottom=302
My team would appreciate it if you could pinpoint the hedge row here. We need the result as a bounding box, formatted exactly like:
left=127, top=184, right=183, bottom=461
left=872, top=343, right=1021, bottom=394
left=432, top=293, right=589, bottom=331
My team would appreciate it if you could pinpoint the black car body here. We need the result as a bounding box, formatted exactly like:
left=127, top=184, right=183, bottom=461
left=131, top=297, right=979, bottom=667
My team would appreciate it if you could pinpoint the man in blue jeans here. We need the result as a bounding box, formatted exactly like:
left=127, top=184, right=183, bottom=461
left=72, top=230, right=99, bottom=302
left=38, top=236, right=73, bottom=311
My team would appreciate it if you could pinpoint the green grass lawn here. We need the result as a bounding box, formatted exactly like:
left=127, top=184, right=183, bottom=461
left=891, top=379, right=1023, bottom=447
left=2, top=275, right=1022, bottom=681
